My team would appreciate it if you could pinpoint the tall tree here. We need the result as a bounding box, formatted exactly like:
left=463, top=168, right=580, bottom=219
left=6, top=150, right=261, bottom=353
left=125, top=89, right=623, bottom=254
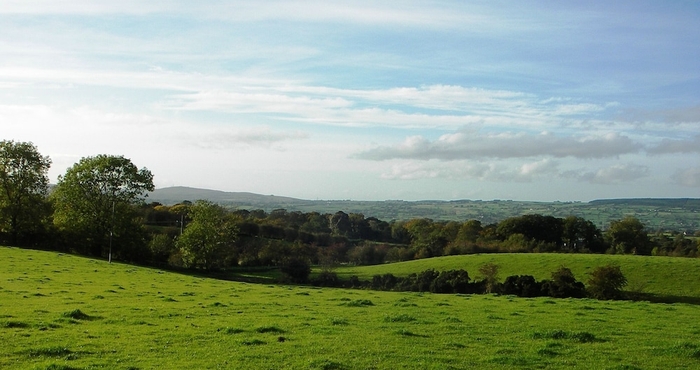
left=562, top=216, right=606, bottom=253
left=52, top=155, right=154, bottom=258
left=0, top=140, right=52, bottom=245
left=176, top=200, right=238, bottom=270
left=606, top=217, right=652, bottom=255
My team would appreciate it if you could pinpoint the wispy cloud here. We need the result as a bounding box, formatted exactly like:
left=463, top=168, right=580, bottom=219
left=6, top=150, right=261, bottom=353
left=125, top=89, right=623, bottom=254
left=672, top=167, right=700, bottom=187
left=575, top=164, right=650, bottom=185
left=356, top=131, right=641, bottom=160
left=190, top=127, right=309, bottom=150
left=381, top=159, right=650, bottom=186
left=647, top=135, right=700, bottom=155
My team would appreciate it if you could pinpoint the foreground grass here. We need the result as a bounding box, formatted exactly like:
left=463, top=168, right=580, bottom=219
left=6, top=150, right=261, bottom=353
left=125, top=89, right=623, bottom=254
left=335, top=253, right=700, bottom=302
left=2, top=247, right=700, bottom=369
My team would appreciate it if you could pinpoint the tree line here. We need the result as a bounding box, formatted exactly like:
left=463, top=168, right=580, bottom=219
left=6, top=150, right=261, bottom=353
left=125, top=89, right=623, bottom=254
left=1, top=140, right=699, bottom=273
left=308, top=264, right=628, bottom=301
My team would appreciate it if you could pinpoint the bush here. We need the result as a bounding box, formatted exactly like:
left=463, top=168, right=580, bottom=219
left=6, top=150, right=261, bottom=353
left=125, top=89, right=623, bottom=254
left=542, top=267, right=586, bottom=298
left=430, top=269, right=470, bottom=294
left=371, top=273, right=398, bottom=290
left=313, top=271, right=340, bottom=287
left=587, top=265, right=627, bottom=300
left=502, top=275, right=543, bottom=297
left=279, top=258, right=311, bottom=283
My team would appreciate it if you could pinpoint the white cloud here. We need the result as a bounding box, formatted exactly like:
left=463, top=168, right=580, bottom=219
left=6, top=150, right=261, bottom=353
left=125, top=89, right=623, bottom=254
left=189, top=127, right=309, bottom=150
left=380, top=158, right=559, bottom=183
left=356, top=131, right=641, bottom=160
left=0, top=1, right=509, bottom=32
left=672, top=167, right=700, bottom=187
left=647, top=135, right=700, bottom=155
left=576, top=164, right=650, bottom=184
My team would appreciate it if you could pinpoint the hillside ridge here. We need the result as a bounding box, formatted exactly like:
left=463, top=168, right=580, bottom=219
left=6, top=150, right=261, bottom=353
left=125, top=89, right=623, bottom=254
left=148, top=186, right=700, bottom=230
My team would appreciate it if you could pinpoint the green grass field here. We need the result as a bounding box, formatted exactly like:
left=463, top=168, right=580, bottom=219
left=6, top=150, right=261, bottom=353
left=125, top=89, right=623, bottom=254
left=2, top=247, right=700, bottom=369
left=335, top=253, right=700, bottom=303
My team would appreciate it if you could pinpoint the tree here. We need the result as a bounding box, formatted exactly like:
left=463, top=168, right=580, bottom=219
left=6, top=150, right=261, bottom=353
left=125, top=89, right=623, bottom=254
left=52, top=155, right=154, bottom=259
left=176, top=200, right=238, bottom=270
left=562, top=216, right=606, bottom=253
left=0, top=140, right=52, bottom=245
left=542, top=266, right=586, bottom=298
left=606, top=217, right=652, bottom=255
left=478, top=262, right=501, bottom=293
left=587, top=265, right=627, bottom=300
left=496, top=214, right=564, bottom=246
left=502, top=275, right=542, bottom=297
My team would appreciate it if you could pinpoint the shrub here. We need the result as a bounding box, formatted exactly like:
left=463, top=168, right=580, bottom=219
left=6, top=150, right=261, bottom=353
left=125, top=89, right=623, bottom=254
left=587, top=264, right=627, bottom=300
left=371, top=273, right=399, bottom=290
left=280, top=257, right=311, bottom=283
left=430, top=269, right=470, bottom=294
left=542, top=267, right=586, bottom=298
left=502, top=275, right=543, bottom=297
left=478, top=263, right=500, bottom=293
left=313, top=271, right=340, bottom=287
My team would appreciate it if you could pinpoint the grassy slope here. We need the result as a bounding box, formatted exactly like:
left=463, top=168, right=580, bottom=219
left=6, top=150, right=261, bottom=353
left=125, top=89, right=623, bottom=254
left=335, top=253, right=700, bottom=301
left=2, top=247, right=700, bottom=369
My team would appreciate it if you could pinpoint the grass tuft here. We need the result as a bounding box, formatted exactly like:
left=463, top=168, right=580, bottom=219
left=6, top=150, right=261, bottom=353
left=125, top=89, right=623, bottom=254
left=383, top=314, right=417, bottom=323
left=341, top=299, right=374, bottom=307
left=43, top=365, right=82, bottom=370
left=536, top=348, right=560, bottom=357
left=531, top=329, right=598, bottom=343
left=669, top=342, right=700, bottom=359
left=241, top=339, right=266, bottom=346
left=61, top=309, right=94, bottom=321
left=219, top=327, right=244, bottom=334
left=1, top=320, right=30, bottom=328
left=309, top=359, right=348, bottom=370
left=27, top=346, right=72, bottom=357
left=395, top=329, right=428, bottom=337
left=329, top=317, right=349, bottom=326
left=255, top=326, right=285, bottom=334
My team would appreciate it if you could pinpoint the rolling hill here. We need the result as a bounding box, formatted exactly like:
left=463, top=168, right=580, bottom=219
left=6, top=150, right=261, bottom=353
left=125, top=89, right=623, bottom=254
left=148, top=186, right=700, bottom=231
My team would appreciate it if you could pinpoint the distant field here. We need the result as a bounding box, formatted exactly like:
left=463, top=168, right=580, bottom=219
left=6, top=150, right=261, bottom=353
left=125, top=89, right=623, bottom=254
left=149, top=187, right=700, bottom=231
left=335, top=253, right=700, bottom=302
left=3, top=247, right=700, bottom=369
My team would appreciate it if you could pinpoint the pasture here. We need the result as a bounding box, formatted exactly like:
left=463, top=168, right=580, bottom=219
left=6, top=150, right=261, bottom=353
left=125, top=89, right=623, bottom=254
left=2, top=247, right=700, bottom=369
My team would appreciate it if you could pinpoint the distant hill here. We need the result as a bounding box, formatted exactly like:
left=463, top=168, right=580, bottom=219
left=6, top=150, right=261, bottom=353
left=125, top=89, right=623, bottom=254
left=589, top=198, right=700, bottom=210
left=148, top=186, right=302, bottom=206
left=147, top=187, right=700, bottom=231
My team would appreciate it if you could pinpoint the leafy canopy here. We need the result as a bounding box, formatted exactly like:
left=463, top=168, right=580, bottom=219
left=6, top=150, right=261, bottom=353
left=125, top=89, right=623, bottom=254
left=177, top=200, right=238, bottom=270
left=0, top=140, right=51, bottom=244
left=52, top=155, right=154, bottom=256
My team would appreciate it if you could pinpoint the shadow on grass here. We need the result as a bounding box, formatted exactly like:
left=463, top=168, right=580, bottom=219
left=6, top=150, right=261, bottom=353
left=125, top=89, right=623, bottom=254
left=626, top=292, right=700, bottom=305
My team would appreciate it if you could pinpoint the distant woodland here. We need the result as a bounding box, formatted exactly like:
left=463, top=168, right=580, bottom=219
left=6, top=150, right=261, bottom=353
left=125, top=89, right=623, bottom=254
left=149, top=187, right=700, bottom=232
left=1, top=141, right=699, bottom=276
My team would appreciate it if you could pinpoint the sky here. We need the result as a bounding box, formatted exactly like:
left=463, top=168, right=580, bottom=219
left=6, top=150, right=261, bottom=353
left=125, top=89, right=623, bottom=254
left=1, top=1, right=699, bottom=202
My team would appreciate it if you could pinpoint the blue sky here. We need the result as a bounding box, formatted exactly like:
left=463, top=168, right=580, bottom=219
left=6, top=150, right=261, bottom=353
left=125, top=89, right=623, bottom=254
left=2, top=1, right=699, bottom=201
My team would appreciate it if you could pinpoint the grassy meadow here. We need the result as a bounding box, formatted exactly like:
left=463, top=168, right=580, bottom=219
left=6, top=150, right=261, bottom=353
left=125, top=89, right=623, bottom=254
left=2, top=247, right=700, bottom=369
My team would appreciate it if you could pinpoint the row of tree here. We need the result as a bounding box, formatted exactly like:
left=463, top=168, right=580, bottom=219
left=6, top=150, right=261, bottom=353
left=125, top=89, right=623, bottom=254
left=305, top=264, right=627, bottom=301
left=1, top=140, right=699, bottom=273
